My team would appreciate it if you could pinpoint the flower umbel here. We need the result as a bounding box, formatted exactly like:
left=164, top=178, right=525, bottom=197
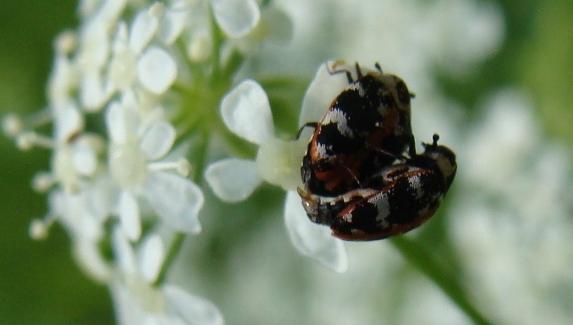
left=6, top=0, right=542, bottom=324
left=4, top=0, right=292, bottom=323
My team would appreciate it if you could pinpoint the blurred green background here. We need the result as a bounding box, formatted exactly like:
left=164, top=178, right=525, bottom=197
left=0, top=1, right=114, bottom=324
left=1, top=0, right=572, bottom=324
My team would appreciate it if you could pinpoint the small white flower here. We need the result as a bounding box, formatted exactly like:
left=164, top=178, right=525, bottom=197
left=111, top=228, right=224, bottom=325
left=52, top=104, right=101, bottom=193
left=106, top=100, right=204, bottom=240
left=107, top=7, right=177, bottom=95
left=75, top=16, right=114, bottom=111
left=205, top=76, right=348, bottom=272
left=8, top=102, right=103, bottom=194
left=155, top=1, right=214, bottom=63
left=29, top=175, right=116, bottom=282
left=162, top=0, right=291, bottom=58
left=6, top=0, right=296, bottom=322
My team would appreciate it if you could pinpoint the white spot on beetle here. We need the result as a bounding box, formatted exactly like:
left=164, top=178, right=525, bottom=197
left=370, top=191, right=390, bottom=222
left=322, top=108, right=354, bottom=137
left=316, top=143, right=329, bottom=158
left=408, top=174, right=424, bottom=199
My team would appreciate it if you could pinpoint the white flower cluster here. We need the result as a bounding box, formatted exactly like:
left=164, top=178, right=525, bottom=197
left=449, top=89, right=573, bottom=325
left=3, top=0, right=291, bottom=324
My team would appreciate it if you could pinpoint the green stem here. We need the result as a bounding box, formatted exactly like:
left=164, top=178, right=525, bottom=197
left=192, top=130, right=210, bottom=183
left=209, top=6, right=224, bottom=82
left=153, top=232, right=186, bottom=287
left=221, top=50, right=245, bottom=79
left=390, top=236, right=494, bottom=325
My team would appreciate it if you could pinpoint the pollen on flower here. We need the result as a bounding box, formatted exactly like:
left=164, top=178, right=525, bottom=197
left=176, top=158, right=192, bottom=177
left=32, top=172, right=56, bottom=193
left=187, top=29, right=212, bottom=62
left=2, top=114, right=23, bottom=138
left=29, top=218, right=50, bottom=240
left=54, top=30, right=77, bottom=55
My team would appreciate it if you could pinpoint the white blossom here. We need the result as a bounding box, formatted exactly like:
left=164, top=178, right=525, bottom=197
left=106, top=100, right=203, bottom=240
left=205, top=76, right=348, bottom=273
left=29, top=175, right=116, bottom=282
left=107, top=7, right=178, bottom=95
left=111, top=228, right=224, bottom=325
left=4, top=0, right=293, bottom=324
left=448, top=89, right=573, bottom=325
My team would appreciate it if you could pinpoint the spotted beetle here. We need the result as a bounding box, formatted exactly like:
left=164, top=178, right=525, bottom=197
left=298, top=134, right=457, bottom=241
left=298, top=61, right=415, bottom=197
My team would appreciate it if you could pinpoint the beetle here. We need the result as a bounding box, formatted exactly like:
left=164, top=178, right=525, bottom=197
left=298, top=134, right=457, bottom=241
left=298, top=61, right=416, bottom=197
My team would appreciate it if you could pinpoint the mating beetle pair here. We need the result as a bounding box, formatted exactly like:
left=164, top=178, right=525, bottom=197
left=297, top=61, right=457, bottom=241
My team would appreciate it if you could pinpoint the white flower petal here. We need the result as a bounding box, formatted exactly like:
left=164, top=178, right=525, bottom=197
left=298, top=62, right=350, bottom=130
left=78, top=19, right=110, bottom=69
left=112, top=226, right=138, bottom=276
left=105, top=102, right=130, bottom=143
left=78, top=0, right=100, bottom=18
left=137, top=46, right=177, bottom=94
left=142, top=171, right=204, bottom=233
left=187, top=28, right=213, bottom=62
left=163, top=285, right=224, bottom=325
left=138, top=234, right=165, bottom=283
left=108, top=25, right=137, bottom=91
left=159, top=7, right=188, bottom=44
left=211, top=0, right=260, bottom=38
left=72, top=239, right=112, bottom=283
left=204, top=158, right=263, bottom=202
left=55, top=103, right=83, bottom=142
left=220, top=79, right=274, bottom=144
left=119, top=87, right=139, bottom=108
left=52, top=148, right=79, bottom=193
left=105, top=102, right=127, bottom=144
left=119, top=190, right=142, bottom=241
left=48, top=54, right=78, bottom=107
left=129, top=8, right=159, bottom=54
left=47, top=189, right=66, bottom=219
left=283, top=191, right=349, bottom=273
left=109, top=276, right=145, bottom=325
left=85, top=175, right=117, bottom=221
left=71, top=142, right=97, bottom=175
left=112, top=21, right=129, bottom=51
left=140, top=120, right=176, bottom=160
left=98, top=0, right=127, bottom=23
left=54, top=189, right=105, bottom=240
left=80, top=71, right=110, bottom=112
